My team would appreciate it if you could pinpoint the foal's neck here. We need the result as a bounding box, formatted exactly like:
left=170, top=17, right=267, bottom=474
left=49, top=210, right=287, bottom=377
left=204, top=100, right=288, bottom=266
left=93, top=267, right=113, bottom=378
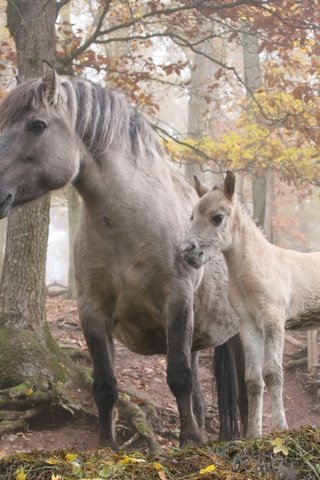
left=224, top=201, right=270, bottom=269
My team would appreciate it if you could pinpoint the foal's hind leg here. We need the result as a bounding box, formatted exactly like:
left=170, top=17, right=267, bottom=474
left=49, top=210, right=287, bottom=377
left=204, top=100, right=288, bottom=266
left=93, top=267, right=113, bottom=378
left=166, top=290, right=203, bottom=446
left=263, top=319, right=288, bottom=431
left=79, top=299, right=118, bottom=448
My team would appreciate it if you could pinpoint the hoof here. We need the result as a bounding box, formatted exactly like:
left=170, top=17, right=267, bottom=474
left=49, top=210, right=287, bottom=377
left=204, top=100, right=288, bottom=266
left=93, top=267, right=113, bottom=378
left=179, top=430, right=204, bottom=447
left=99, top=435, right=117, bottom=450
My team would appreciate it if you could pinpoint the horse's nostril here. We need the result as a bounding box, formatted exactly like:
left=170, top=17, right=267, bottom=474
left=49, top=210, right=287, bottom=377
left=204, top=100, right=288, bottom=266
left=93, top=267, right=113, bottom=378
left=182, top=239, right=197, bottom=253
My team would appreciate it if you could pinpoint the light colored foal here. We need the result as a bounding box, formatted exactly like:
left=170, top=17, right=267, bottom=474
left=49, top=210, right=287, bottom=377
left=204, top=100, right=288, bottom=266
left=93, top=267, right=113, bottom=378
left=182, top=171, right=320, bottom=438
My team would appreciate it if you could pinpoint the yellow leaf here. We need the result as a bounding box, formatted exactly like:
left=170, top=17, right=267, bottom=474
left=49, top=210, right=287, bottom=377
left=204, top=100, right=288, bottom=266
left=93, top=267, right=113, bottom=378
left=119, top=455, right=146, bottom=465
left=272, top=438, right=289, bottom=456
left=199, top=464, right=216, bottom=474
left=51, top=475, right=62, bottom=480
left=46, top=457, right=60, bottom=465
left=15, top=468, right=27, bottom=480
left=158, top=470, right=167, bottom=480
left=153, top=463, right=167, bottom=479
left=65, top=453, right=77, bottom=462
left=25, top=388, right=33, bottom=396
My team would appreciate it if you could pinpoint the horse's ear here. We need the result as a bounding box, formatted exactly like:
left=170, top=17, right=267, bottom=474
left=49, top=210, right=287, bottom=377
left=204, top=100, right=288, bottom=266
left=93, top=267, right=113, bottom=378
left=42, top=60, right=59, bottom=104
left=224, top=170, right=235, bottom=201
left=15, top=75, right=23, bottom=85
left=193, top=175, right=209, bottom=198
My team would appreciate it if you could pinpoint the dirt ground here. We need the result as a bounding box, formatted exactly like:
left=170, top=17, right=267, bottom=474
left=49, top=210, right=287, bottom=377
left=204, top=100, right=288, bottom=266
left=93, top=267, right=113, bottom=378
left=0, top=297, right=319, bottom=457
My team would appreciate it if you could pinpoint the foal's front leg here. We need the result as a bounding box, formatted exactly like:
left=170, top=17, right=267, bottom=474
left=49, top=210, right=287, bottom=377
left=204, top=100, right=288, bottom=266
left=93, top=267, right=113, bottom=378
left=79, top=298, right=118, bottom=448
left=240, top=323, right=265, bottom=438
left=263, top=319, right=288, bottom=431
left=166, top=289, right=203, bottom=445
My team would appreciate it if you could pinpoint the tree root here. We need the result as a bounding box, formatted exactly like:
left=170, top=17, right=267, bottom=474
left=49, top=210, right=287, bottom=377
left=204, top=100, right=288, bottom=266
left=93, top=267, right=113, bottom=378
left=0, top=380, right=84, bottom=439
left=117, top=393, right=161, bottom=452
left=0, top=374, right=165, bottom=453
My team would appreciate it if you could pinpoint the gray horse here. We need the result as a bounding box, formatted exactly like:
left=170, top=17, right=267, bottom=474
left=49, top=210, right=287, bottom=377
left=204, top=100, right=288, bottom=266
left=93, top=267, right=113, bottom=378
left=0, top=67, right=244, bottom=447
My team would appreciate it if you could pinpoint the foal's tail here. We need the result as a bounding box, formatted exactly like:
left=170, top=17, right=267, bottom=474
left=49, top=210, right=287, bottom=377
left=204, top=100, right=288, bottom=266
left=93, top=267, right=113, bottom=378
left=214, top=333, right=247, bottom=440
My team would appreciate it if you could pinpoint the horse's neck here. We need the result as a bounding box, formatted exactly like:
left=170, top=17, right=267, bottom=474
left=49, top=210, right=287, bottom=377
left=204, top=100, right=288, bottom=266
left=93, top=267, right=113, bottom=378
left=73, top=146, right=186, bottom=231
left=224, top=204, right=270, bottom=272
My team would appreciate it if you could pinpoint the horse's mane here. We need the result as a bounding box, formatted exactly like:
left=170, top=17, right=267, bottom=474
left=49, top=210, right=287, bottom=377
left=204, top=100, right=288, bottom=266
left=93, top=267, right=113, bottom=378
left=0, top=76, right=162, bottom=160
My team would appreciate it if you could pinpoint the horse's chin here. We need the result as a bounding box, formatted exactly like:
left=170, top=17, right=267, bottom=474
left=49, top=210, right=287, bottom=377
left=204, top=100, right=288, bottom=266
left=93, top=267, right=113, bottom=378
left=0, top=194, right=14, bottom=219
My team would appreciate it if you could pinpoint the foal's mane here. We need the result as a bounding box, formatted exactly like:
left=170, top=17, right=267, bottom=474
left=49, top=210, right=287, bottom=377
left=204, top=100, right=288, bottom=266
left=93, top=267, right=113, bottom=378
left=0, top=76, right=162, bottom=160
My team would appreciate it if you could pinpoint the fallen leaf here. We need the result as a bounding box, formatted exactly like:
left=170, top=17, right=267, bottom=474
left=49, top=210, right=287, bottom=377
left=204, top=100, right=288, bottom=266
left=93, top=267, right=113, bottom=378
left=271, top=437, right=289, bottom=456
left=199, top=464, right=217, bottom=475
left=15, top=468, right=27, bottom=480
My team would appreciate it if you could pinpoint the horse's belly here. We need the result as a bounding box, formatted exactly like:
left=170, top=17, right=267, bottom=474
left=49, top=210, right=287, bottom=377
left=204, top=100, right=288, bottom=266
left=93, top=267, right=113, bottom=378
left=112, top=295, right=167, bottom=355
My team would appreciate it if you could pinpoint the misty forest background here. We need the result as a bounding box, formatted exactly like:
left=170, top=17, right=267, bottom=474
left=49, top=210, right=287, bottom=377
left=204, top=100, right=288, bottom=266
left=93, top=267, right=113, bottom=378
left=0, top=0, right=319, bottom=437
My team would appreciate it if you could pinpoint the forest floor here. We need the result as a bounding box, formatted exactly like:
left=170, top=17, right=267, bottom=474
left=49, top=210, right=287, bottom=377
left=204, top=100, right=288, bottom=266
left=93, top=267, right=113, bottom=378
left=0, top=297, right=319, bottom=457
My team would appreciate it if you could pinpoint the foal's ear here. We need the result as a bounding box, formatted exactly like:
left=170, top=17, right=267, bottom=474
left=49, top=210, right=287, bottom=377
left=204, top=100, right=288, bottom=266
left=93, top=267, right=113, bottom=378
left=42, top=60, right=59, bottom=104
left=224, top=170, right=235, bottom=201
left=193, top=175, right=209, bottom=198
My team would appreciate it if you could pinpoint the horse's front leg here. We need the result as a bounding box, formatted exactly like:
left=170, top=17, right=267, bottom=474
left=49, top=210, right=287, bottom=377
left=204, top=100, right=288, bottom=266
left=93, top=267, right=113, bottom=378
left=166, top=289, right=203, bottom=446
left=79, top=298, right=118, bottom=448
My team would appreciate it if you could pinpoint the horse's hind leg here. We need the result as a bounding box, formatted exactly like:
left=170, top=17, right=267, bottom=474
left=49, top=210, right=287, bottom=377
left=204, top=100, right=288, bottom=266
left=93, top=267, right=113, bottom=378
left=79, top=299, right=118, bottom=448
left=191, top=351, right=207, bottom=440
left=166, top=290, right=203, bottom=446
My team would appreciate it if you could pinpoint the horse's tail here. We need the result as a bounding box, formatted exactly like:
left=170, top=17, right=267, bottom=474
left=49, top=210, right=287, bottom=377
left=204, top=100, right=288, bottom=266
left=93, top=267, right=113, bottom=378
left=214, top=333, right=247, bottom=440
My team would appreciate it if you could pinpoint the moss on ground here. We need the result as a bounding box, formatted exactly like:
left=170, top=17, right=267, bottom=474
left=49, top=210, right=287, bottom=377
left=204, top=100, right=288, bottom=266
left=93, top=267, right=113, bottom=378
left=0, top=425, right=319, bottom=480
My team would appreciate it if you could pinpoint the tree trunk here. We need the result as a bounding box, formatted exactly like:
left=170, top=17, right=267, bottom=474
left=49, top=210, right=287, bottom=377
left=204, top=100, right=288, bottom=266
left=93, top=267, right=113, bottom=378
left=0, top=0, right=73, bottom=437
left=186, top=19, right=223, bottom=186
left=242, top=27, right=273, bottom=233
left=0, top=219, right=6, bottom=278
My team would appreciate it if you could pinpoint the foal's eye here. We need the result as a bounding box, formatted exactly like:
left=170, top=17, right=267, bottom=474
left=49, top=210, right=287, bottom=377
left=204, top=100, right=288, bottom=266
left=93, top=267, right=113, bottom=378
left=212, top=213, right=224, bottom=225
left=190, top=214, right=194, bottom=221
left=29, top=120, right=47, bottom=134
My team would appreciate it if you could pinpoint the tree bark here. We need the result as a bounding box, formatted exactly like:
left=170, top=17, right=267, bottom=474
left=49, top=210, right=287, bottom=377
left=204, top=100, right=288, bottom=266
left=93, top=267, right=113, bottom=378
left=0, top=0, right=73, bottom=435
left=186, top=19, right=223, bottom=186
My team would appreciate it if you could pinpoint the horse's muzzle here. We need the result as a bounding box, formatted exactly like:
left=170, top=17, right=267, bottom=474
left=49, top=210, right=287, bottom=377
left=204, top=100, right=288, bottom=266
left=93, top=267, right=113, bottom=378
left=181, top=238, right=206, bottom=269
left=0, top=193, right=14, bottom=219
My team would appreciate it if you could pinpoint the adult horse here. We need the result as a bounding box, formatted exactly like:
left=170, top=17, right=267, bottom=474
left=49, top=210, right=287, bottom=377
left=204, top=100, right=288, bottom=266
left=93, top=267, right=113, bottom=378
left=0, top=68, right=243, bottom=447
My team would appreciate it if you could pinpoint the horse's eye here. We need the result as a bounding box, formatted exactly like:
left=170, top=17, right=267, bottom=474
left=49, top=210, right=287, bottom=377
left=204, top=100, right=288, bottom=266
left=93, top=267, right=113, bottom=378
left=190, top=214, right=194, bottom=221
left=212, top=213, right=224, bottom=225
left=29, top=120, right=47, bottom=134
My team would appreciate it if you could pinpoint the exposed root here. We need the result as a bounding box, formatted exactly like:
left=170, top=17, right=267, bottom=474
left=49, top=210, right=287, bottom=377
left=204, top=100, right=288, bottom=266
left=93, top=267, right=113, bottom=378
left=117, top=393, right=161, bottom=452
left=0, top=380, right=86, bottom=439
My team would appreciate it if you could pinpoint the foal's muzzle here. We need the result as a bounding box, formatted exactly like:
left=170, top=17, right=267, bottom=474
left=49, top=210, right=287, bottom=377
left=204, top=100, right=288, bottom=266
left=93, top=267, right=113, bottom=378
left=181, top=238, right=206, bottom=269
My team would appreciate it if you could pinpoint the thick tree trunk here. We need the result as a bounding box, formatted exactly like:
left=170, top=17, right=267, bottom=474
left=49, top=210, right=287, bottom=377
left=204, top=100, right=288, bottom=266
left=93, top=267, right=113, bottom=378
left=0, top=219, right=6, bottom=278
left=3, top=0, right=57, bottom=329
left=0, top=0, right=74, bottom=437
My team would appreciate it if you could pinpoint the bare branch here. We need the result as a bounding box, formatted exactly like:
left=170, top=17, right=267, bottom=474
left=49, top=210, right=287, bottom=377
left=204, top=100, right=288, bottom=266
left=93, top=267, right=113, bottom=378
left=60, top=0, right=112, bottom=66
